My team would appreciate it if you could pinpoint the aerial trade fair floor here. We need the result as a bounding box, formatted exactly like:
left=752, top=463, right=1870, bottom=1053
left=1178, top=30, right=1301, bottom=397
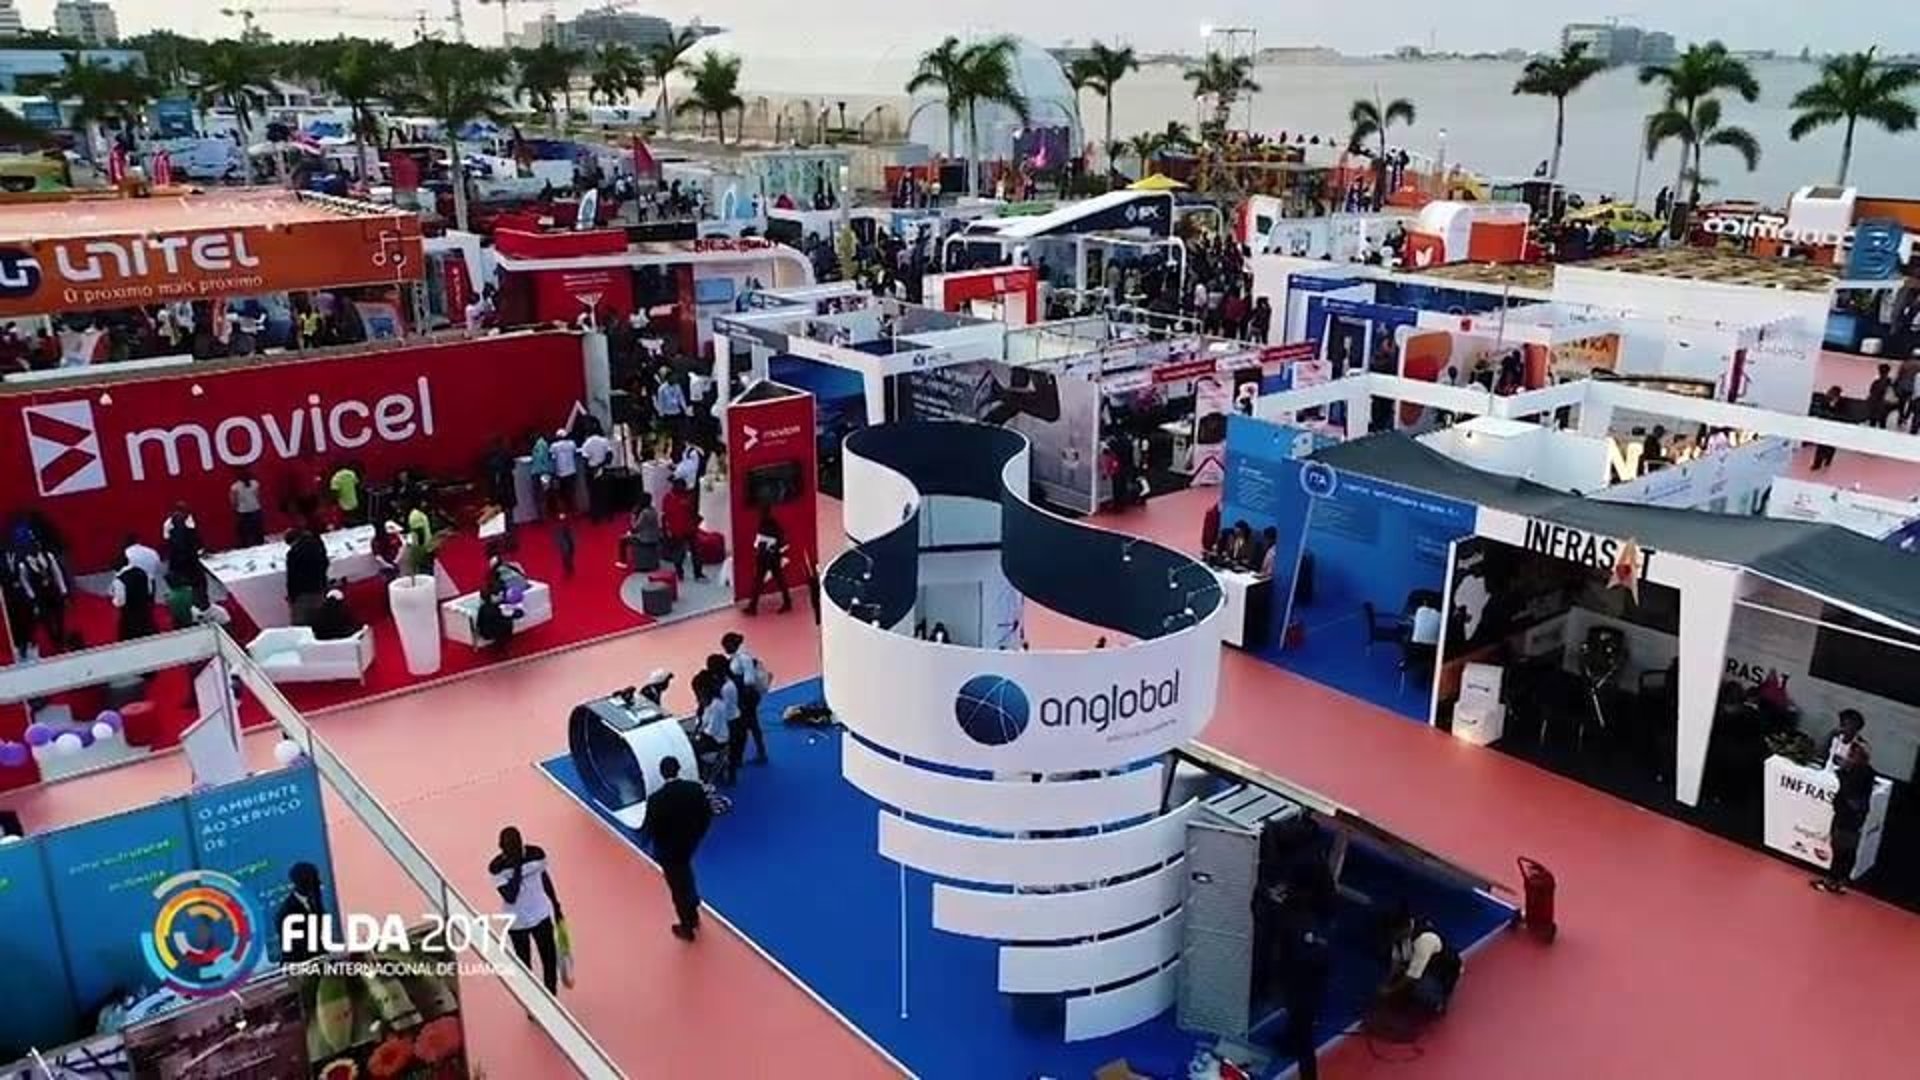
left=5, top=488, right=1915, bottom=1079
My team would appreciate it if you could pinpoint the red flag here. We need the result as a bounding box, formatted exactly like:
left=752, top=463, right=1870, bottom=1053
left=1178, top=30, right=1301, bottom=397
left=631, top=135, right=658, bottom=190
left=150, top=149, right=173, bottom=186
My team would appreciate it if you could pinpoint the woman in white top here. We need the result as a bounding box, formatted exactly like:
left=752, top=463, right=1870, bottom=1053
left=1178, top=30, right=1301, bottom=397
left=489, top=826, right=563, bottom=994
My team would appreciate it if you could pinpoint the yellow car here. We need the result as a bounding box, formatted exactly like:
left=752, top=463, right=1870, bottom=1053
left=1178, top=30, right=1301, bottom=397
left=1567, top=203, right=1666, bottom=243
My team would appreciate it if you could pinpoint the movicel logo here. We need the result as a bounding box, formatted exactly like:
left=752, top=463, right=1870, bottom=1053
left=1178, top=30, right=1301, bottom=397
left=23, top=400, right=106, bottom=496
left=122, top=377, right=437, bottom=482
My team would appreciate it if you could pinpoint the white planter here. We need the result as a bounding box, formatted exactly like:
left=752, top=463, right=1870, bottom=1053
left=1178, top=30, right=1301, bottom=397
left=388, top=576, right=442, bottom=676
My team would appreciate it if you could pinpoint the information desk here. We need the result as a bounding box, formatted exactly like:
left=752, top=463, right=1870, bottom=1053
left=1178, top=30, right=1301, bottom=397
left=567, top=693, right=698, bottom=830
left=203, top=525, right=457, bottom=628
left=1214, top=568, right=1272, bottom=649
left=1761, top=755, right=1892, bottom=879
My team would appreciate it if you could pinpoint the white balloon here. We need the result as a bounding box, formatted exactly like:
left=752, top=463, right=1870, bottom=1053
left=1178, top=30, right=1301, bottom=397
left=91, top=722, right=116, bottom=742
left=53, top=732, right=84, bottom=756
left=272, top=739, right=305, bottom=767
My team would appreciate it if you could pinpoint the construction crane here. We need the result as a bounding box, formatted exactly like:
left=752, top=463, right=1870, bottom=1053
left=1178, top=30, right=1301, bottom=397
left=223, top=1, right=466, bottom=42
left=219, top=2, right=348, bottom=38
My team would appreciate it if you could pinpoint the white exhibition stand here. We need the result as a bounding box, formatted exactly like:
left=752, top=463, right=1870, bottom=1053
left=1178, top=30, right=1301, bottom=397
left=1214, top=569, right=1268, bottom=649
left=204, top=525, right=456, bottom=628
left=1761, top=755, right=1892, bottom=879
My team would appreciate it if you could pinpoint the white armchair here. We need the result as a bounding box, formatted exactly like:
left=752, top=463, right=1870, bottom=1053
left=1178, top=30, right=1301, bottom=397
left=247, top=627, right=376, bottom=684
left=441, top=581, right=554, bottom=647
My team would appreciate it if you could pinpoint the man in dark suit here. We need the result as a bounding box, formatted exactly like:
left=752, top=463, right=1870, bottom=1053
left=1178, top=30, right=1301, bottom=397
left=643, top=756, right=712, bottom=941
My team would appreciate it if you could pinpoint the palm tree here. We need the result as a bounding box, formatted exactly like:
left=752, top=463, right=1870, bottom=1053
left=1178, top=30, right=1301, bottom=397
left=1640, top=41, right=1760, bottom=218
left=515, top=42, right=581, bottom=129
left=645, top=26, right=704, bottom=135
left=1789, top=48, right=1920, bottom=185
left=1646, top=96, right=1760, bottom=205
left=1127, top=132, right=1163, bottom=177
left=1184, top=52, right=1258, bottom=139
left=127, top=30, right=202, bottom=93
left=590, top=41, right=645, bottom=107
left=952, top=37, right=1028, bottom=194
left=1159, top=120, right=1195, bottom=151
left=1512, top=41, right=1607, bottom=183
left=315, top=39, right=393, bottom=184
left=1078, top=42, right=1138, bottom=171
left=1348, top=94, right=1416, bottom=209
left=677, top=52, right=744, bottom=144
left=393, top=41, right=510, bottom=232
left=194, top=39, right=274, bottom=149
left=906, top=35, right=968, bottom=158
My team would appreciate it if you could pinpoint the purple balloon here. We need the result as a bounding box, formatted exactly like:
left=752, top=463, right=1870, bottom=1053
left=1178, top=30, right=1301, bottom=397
left=94, top=709, right=123, bottom=731
left=504, top=583, right=527, bottom=605
left=75, top=727, right=95, bottom=748
left=23, top=723, right=53, bottom=747
left=0, top=742, right=27, bottom=768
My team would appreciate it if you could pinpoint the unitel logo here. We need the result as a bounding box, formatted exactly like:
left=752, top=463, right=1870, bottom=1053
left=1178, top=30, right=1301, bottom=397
left=0, top=248, right=42, bottom=298
left=954, top=670, right=1182, bottom=745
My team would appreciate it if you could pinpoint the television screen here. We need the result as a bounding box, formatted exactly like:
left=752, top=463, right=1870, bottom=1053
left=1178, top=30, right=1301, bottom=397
left=694, top=277, right=737, bottom=306
left=748, top=460, right=804, bottom=507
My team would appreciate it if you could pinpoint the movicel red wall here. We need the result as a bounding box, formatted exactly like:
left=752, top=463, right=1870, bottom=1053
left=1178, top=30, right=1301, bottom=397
left=2, top=331, right=589, bottom=570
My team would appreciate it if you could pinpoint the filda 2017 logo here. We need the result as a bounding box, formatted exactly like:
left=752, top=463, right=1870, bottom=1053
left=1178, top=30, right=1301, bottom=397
left=24, top=377, right=439, bottom=496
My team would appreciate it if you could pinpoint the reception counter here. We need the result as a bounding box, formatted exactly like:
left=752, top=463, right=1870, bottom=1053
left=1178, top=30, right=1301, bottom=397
left=1761, top=755, right=1892, bottom=879
left=1215, top=569, right=1272, bottom=650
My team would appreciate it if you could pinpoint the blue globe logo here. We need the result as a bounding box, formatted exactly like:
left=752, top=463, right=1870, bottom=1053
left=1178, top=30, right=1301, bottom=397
left=1300, top=461, right=1339, bottom=499
left=954, top=675, right=1030, bottom=746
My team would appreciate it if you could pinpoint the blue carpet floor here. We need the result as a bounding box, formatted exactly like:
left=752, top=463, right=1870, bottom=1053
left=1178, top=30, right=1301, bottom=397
left=542, top=680, right=1513, bottom=1079
left=1260, top=588, right=1433, bottom=722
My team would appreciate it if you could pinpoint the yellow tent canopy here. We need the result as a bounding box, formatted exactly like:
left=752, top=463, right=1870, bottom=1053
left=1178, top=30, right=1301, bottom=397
left=1128, top=173, right=1188, bottom=191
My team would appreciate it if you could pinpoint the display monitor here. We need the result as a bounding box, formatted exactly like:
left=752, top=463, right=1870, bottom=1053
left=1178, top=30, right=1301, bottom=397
left=747, top=460, right=804, bottom=507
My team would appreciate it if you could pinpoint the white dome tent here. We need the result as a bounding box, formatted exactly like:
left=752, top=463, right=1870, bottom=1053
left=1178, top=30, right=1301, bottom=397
left=907, top=36, right=1083, bottom=179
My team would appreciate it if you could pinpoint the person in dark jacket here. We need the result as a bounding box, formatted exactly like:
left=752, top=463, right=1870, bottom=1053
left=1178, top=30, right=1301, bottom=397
left=642, top=756, right=713, bottom=940
left=311, top=589, right=362, bottom=641
left=275, top=861, right=329, bottom=964
left=745, top=507, right=790, bottom=616
left=112, top=559, right=155, bottom=641
left=284, top=528, right=331, bottom=620
left=1814, top=743, right=1877, bottom=895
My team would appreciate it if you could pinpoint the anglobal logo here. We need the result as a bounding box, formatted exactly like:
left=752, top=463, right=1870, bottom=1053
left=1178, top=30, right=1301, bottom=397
left=140, top=869, right=263, bottom=997
left=23, top=400, right=106, bottom=496
left=954, top=674, right=1030, bottom=746
left=0, top=247, right=41, bottom=298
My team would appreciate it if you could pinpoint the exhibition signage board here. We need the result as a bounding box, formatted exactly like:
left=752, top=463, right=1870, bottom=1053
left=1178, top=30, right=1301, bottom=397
left=0, top=332, right=589, bottom=570
left=1760, top=755, right=1891, bottom=876
left=893, top=362, right=1101, bottom=514
left=0, top=196, right=424, bottom=319
left=724, top=384, right=818, bottom=603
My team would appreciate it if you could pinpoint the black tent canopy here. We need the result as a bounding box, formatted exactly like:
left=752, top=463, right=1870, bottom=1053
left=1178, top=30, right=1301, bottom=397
left=1309, top=434, right=1920, bottom=635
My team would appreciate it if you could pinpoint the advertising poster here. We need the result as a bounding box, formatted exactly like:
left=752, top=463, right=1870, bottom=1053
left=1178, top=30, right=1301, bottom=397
left=0, top=838, right=78, bottom=1063
left=42, top=801, right=197, bottom=1011
left=125, top=974, right=308, bottom=1080
left=893, top=362, right=1101, bottom=513
left=188, top=765, right=334, bottom=963
left=725, top=385, right=819, bottom=603
left=1189, top=374, right=1232, bottom=486
left=295, top=927, right=468, bottom=1080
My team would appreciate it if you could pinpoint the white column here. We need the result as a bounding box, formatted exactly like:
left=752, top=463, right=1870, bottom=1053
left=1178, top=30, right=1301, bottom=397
left=1344, top=377, right=1371, bottom=440
left=1577, top=398, right=1614, bottom=438
left=711, top=330, right=733, bottom=441
left=1661, top=557, right=1738, bottom=806
left=580, top=330, right=612, bottom=428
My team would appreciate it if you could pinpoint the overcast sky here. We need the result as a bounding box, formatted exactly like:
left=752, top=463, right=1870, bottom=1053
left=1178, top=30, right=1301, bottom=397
left=75, top=1, right=1920, bottom=58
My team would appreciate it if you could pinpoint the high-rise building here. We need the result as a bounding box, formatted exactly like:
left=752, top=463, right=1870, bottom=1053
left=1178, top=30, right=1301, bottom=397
left=1559, top=21, right=1674, bottom=66
left=1561, top=23, right=1615, bottom=63
left=54, top=0, right=118, bottom=46
left=507, top=11, right=721, bottom=51
left=0, top=1, right=24, bottom=38
left=1641, top=32, right=1677, bottom=64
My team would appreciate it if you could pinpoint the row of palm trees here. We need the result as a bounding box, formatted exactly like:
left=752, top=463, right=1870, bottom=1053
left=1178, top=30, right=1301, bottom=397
left=1514, top=40, right=1917, bottom=214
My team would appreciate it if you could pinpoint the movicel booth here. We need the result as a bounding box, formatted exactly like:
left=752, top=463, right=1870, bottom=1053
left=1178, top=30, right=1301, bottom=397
left=1223, top=420, right=1920, bottom=910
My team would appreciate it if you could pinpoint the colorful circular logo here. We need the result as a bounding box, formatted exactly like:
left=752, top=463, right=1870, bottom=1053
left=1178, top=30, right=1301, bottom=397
left=140, top=870, right=263, bottom=997
left=954, top=675, right=1030, bottom=746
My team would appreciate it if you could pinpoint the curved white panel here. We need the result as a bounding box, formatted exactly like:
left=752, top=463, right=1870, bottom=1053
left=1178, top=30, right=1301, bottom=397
left=844, top=738, right=1164, bottom=832
left=877, top=800, right=1193, bottom=888
left=824, top=597, right=1222, bottom=774
left=1063, top=962, right=1180, bottom=1043
left=841, top=448, right=922, bottom=543
left=997, top=912, right=1184, bottom=993
left=932, top=860, right=1187, bottom=941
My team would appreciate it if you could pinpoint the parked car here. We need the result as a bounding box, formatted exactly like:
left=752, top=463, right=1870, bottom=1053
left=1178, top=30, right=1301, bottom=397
left=1567, top=203, right=1666, bottom=244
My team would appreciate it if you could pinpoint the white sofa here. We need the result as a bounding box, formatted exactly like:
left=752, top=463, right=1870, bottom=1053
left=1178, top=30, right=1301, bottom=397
left=247, top=627, right=375, bottom=684
left=441, top=581, right=554, bottom=647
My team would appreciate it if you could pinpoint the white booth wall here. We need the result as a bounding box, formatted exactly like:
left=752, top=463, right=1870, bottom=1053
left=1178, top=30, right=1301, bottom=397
left=1420, top=416, right=1613, bottom=493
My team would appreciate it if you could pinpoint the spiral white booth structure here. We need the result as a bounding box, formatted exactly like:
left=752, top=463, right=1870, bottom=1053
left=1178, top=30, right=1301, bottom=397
left=822, top=422, right=1224, bottom=1042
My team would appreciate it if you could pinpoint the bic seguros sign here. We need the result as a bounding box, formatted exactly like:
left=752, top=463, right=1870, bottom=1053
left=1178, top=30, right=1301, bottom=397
left=21, top=377, right=438, bottom=498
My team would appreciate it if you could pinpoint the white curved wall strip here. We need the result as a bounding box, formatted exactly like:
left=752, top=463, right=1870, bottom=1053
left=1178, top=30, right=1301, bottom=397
left=996, top=912, right=1185, bottom=994
left=843, top=737, right=1165, bottom=832
left=1063, top=962, right=1181, bottom=1043
left=877, top=800, right=1194, bottom=888
left=931, top=860, right=1187, bottom=942
left=840, top=447, right=922, bottom=543
left=822, top=598, right=1222, bottom=774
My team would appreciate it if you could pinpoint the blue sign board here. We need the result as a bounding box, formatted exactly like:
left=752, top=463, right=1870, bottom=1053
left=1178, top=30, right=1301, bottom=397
left=41, top=801, right=196, bottom=1010
left=188, top=764, right=333, bottom=962
left=151, top=99, right=196, bottom=140
left=0, top=838, right=78, bottom=1059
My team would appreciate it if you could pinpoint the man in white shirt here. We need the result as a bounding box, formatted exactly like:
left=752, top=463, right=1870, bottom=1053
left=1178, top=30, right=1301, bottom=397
left=488, top=827, right=563, bottom=994
left=672, top=444, right=703, bottom=489
left=122, top=535, right=163, bottom=585
left=722, top=632, right=771, bottom=765
left=580, top=430, right=612, bottom=522
left=549, top=429, right=579, bottom=516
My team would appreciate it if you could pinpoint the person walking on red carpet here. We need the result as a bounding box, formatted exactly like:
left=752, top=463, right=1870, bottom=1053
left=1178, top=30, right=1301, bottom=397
left=643, top=756, right=712, bottom=941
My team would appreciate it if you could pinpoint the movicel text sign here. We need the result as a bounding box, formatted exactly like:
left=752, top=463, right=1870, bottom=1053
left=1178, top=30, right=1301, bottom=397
left=0, top=332, right=588, bottom=570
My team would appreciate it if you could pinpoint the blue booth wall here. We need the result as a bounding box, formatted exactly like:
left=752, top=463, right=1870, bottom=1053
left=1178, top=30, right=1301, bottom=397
left=1222, top=416, right=1475, bottom=718
left=0, top=764, right=333, bottom=1061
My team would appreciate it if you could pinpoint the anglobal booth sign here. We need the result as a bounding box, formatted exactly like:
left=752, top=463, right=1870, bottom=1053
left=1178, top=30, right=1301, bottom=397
left=0, top=332, right=589, bottom=569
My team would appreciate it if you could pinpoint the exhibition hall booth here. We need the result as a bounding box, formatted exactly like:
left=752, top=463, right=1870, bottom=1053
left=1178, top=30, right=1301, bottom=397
left=1222, top=421, right=1920, bottom=909
left=544, top=420, right=1517, bottom=1079
left=0, top=627, right=617, bottom=1078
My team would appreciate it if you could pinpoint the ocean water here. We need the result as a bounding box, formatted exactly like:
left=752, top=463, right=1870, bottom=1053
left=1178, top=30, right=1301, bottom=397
left=737, top=55, right=1916, bottom=203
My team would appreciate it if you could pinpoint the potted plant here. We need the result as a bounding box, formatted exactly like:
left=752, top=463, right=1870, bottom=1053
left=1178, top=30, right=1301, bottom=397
left=387, top=528, right=446, bottom=676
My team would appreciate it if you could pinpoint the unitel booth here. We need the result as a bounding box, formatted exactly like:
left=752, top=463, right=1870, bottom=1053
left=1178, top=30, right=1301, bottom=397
left=1222, top=419, right=1920, bottom=910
